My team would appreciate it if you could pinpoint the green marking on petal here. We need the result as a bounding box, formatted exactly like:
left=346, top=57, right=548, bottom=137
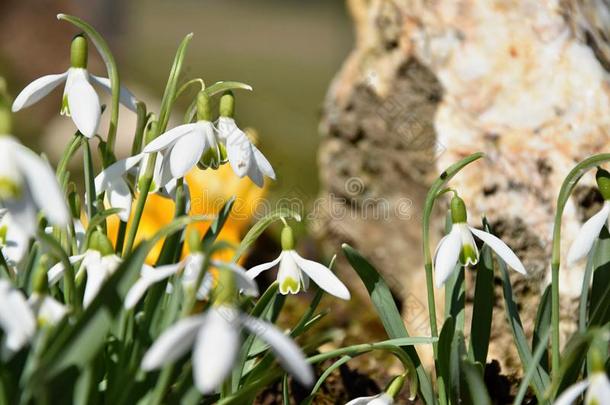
left=279, top=277, right=300, bottom=295
left=61, top=94, right=70, bottom=116
left=459, top=243, right=478, bottom=266
left=0, top=178, right=22, bottom=200
left=0, top=225, right=7, bottom=245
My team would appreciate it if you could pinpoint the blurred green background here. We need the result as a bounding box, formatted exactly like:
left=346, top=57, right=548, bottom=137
left=0, top=0, right=352, bottom=200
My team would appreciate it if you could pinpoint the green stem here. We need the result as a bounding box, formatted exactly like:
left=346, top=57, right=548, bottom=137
left=82, top=137, right=97, bottom=221
left=130, top=102, right=148, bottom=156
left=122, top=160, right=154, bottom=255
left=56, top=133, right=82, bottom=182
left=422, top=152, right=484, bottom=354
left=549, top=153, right=610, bottom=379
left=115, top=221, right=127, bottom=255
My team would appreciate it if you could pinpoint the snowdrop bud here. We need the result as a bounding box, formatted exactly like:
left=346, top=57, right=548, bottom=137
left=213, top=268, right=237, bottom=305
left=219, top=91, right=235, bottom=118
left=450, top=195, right=467, bottom=224
left=281, top=225, right=295, bottom=250
left=385, top=374, right=406, bottom=399
left=89, top=230, right=114, bottom=256
left=196, top=91, right=212, bottom=122
left=596, top=168, right=610, bottom=200
left=33, top=256, right=50, bottom=294
left=70, top=34, right=88, bottom=69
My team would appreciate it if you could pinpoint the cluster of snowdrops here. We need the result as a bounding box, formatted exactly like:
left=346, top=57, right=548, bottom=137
left=0, top=14, right=609, bottom=405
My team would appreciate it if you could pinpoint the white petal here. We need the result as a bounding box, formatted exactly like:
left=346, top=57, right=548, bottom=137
left=0, top=280, right=36, bottom=352
left=107, top=180, right=132, bottom=222
left=586, top=373, right=610, bottom=405
left=246, top=253, right=282, bottom=279
left=89, top=75, right=138, bottom=112
left=226, top=131, right=252, bottom=178
left=94, top=154, right=144, bottom=193
left=142, top=123, right=198, bottom=153
left=278, top=252, right=302, bottom=295
left=13, top=142, right=69, bottom=228
left=345, top=394, right=392, bottom=405
left=125, top=263, right=181, bottom=309
left=242, top=314, right=314, bottom=387
left=192, top=307, right=240, bottom=394
left=1, top=215, right=30, bottom=265
left=29, top=294, right=68, bottom=325
left=246, top=159, right=265, bottom=188
left=141, top=315, right=206, bottom=370
left=555, top=380, right=589, bottom=405
left=12, top=72, right=68, bottom=111
left=290, top=251, right=351, bottom=300
left=469, top=227, right=526, bottom=274
left=82, top=254, right=120, bottom=307
left=47, top=254, right=86, bottom=285
left=67, top=69, right=101, bottom=138
left=567, top=202, right=610, bottom=265
left=433, top=226, right=462, bottom=288
left=212, top=261, right=259, bottom=297
left=168, top=129, right=205, bottom=178
left=252, top=145, right=275, bottom=180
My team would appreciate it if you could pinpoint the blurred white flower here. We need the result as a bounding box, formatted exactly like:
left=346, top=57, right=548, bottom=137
left=345, top=393, right=394, bottom=405
left=124, top=252, right=257, bottom=310
left=11, top=35, right=136, bottom=138
left=567, top=201, right=610, bottom=265
left=0, top=279, right=36, bottom=355
left=434, top=195, right=526, bottom=287
left=141, top=305, right=313, bottom=394
left=0, top=136, right=69, bottom=237
left=48, top=249, right=121, bottom=307
left=28, top=293, right=68, bottom=327
left=555, top=372, right=610, bottom=405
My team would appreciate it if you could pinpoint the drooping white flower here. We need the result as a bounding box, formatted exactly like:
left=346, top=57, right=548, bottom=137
left=142, top=120, right=221, bottom=185
left=0, top=209, right=29, bottom=266
left=217, top=116, right=275, bottom=187
left=94, top=152, right=188, bottom=221
left=0, top=136, right=69, bottom=236
left=141, top=304, right=313, bottom=394
left=434, top=195, right=526, bottom=288
left=48, top=247, right=121, bottom=307
left=11, top=35, right=137, bottom=138
left=124, top=252, right=257, bottom=310
left=247, top=226, right=350, bottom=300
left=0, top=279, right=36, bottom=354
left=345, top=393, right=394, bottom=405
left=567, top=168, right=610, bottom=265
left=28, top=293, right=68, bottom=327
left=555, top=372, right=610, bottom=405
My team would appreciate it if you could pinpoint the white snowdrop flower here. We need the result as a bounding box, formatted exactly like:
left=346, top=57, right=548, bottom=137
left=0, top=209, right=29, bottom=266
left=555, top=371, right=610, bottom=405
left=141, top=304, right=313, bottom=394
left=124, top=252, right=257, bottom=310
left=47, top=232, right=121, bottom=307
left=28, top=293, right=68, bottom=327
left=0, top=279, right=36, bottom=355
left=345, top=393, right=394, bottom=405
left=247, top=226, right=350, bottom=300
left=434, top=195, right=526, bottom=288
left=12, top=35, right=137, bottom=138
left=567, top=168, right=610, bottom=265
left=142, top=92, right=225, bottom=187
left=0, top=136, right=69, bottom=237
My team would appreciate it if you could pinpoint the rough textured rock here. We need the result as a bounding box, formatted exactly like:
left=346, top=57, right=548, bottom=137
left=317, top=0, right=610, bottom=375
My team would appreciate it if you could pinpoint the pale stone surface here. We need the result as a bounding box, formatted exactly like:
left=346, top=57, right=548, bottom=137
left=318, top=0, right=610, bottom=375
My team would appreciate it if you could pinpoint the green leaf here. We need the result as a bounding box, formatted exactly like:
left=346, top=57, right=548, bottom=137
left=469, top=244, right=494, bottom=365
left=514, top=328, right=550, bottom=405
left=342, top=244, right=435, bottom=405
left=232, top=208, right=301, bottom=262
left=301, top=355, right=352, bottom=405
left=548, top=331, right=592, bottom=400
left=499, top=258, right=550, bottom=400
left=578, top=244, right=596, bottom=332
left=437, top=316, right=455, bottom=405
left=33, top=243, right=149, bottom=381
left=588, top=227, right=610, bottom=326
left=461, top=358, right=491, bottom=405
left=201, top=197, right=235, bottom=249
left=531, top=285, right=551, bottom=372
